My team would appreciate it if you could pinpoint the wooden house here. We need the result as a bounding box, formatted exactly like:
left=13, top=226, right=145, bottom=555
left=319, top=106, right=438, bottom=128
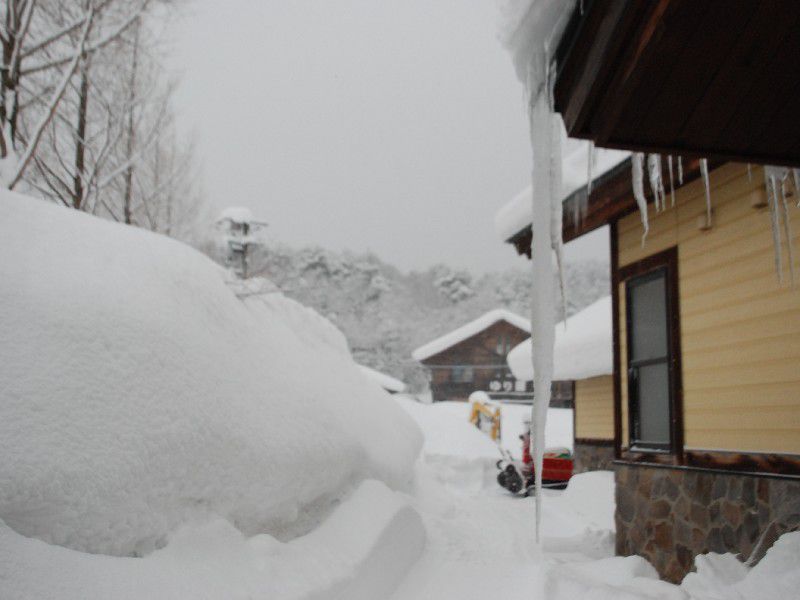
left=412, top=310, right=533, bottom=403
left=501, top=0, right=800, bottom=582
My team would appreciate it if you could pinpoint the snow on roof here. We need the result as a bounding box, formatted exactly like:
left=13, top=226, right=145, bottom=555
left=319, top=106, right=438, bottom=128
left=217, top=206, right=255, bottom=224
left=412, top=309, right=531, bottom=362
left=495, top=143, right=630, bottom=242
left=507, top=295, right=612, bottom=381
left=497, top=0, right=578, bottom=83
left=358, top=365, right=407, bottom=394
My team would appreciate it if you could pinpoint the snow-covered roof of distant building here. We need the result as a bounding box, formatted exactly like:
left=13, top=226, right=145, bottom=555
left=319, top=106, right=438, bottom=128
left=507, top=295, right=611, bottom=382
left=358, top=365, right=407, bottom=394
left=494, top=142, right=630, bottom=242
left=412, top=309, right=531, bottom=362
left=217, top=206, right=261, bottom=225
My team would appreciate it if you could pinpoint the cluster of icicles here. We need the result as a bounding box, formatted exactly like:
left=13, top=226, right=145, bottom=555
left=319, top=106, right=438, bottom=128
left=764, top=165, right=800, bottom=285
left=629, top=150, right=800, bottom=284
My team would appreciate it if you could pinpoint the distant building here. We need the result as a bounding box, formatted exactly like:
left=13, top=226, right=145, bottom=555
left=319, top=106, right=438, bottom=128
left=412, top=310, right=534, bottom=403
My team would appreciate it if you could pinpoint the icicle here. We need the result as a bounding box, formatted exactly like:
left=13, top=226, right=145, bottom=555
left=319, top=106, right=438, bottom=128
left=586, top=141, right=595, bottom=196
left=632, top=153, right=649, bottom=246
left=747, top=164, right=752, bottom=182
left=794, top=169, right=800, bottom=207
left=667, top=155, right=676, bottom=207
left=546, top=56, right=566, bottom=323
left=766, top=175, right=783, bottom=283
left=700, top=158, right=712, bottom=229
left=677, top=156, right=684, bottom=185
left=526, top=56, right=556, bottom=547
left=780, top=177, right=796, bottom=286
left=647, top=154, right=665, bottom=212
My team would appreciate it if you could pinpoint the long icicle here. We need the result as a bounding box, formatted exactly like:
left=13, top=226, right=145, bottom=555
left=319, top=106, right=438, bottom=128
left=678, top=156, right=684, bottom=185
left=586, top=140, right=595, bottom=197
left=527, top=57, right=555, bottom=548
left=632, top=152, right=649, bottom=246
left=780, top=176, right=795, bottom=286
left=547, top=57, right=566, bottom=324
left=700, top=158, right=712, bottom=228
left=668, top=155, right=676, bottom=207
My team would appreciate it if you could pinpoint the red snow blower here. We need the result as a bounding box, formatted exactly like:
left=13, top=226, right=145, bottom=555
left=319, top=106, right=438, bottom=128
left=496, top=428, right=573, bottom=495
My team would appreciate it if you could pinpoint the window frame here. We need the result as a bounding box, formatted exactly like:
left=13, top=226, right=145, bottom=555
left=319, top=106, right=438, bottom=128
left=618, top=246, right=683, bottom=458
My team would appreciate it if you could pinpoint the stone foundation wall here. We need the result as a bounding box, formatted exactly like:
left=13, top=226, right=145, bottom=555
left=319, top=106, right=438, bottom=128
left=574, top=441, right=615, bottom=474
left=615, top=463, right=800, bottom=583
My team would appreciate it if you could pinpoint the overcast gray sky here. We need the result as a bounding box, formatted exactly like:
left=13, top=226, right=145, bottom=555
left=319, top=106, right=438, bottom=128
left=169, top=0, right=607, bottom=273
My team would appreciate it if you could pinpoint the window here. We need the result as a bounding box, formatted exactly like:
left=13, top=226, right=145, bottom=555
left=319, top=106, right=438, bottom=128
left=451, top=366, right=474, bottom=383
left=625, top=263, right=678, bottom=451
left=496, top=334, right=513, bottom=356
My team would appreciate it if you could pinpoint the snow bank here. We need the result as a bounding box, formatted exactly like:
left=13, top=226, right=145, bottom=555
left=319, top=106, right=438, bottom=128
left=397, top=398, right=499, bottom=462
left=500, top=403, right=574, bottom=457
left=0, top=479, right=426, bottom=600
left=358, top=364, right=407, bottom=394
left=0, top=190, right=422, bottom=557
left=507, top=295, right=612, bottom=381
left=494, top=145, right=630, bottom=242
left=411, top=309, right=530, bottom=361
left=683, top=531, right=800, bottom=600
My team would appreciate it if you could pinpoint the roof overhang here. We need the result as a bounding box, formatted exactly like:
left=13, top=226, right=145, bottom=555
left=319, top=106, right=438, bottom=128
left=554, top=0, right=800, bottom=169
left=506, top=156, right=713, bottom=258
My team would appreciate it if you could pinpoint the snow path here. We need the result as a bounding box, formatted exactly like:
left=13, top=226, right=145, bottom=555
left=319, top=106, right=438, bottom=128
left=392, top=397, right=615, bottom=600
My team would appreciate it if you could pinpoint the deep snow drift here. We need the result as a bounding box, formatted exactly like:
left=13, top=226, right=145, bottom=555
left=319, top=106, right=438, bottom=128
left=0, top=190, right=422, bottom=557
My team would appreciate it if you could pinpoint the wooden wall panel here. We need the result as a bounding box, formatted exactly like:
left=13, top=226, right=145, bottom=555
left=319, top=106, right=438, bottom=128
left=616, top=163, right=800, bottom=454
left=575, top=375, right=614, bottom=440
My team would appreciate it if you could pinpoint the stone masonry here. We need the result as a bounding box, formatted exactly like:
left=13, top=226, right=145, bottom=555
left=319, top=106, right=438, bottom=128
left=574, top=441, right=615, bottom=474
left=615, top=463, right=800, bottom=583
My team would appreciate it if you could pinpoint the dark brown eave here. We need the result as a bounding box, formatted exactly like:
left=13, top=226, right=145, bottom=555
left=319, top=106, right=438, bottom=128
left=506, top=156, right=711, bottom=259
left=554, top=0, right=800, bottom=170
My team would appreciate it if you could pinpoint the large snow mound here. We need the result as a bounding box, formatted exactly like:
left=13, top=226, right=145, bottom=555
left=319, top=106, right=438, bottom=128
left=0, top=191, right=422, bottom=556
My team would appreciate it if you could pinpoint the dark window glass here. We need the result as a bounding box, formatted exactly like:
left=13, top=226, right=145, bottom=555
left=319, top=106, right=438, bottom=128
left=627, top=267, right=673, bottom=450
left=451, top=366, right=474, bottom=383
left=630, top=275, right=668, bottom=361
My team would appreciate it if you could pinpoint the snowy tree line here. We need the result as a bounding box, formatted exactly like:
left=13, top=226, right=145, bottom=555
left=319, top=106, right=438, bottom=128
left=203, top=237, right=610, bottom=392
left=0, top=0, right=204, bottom=240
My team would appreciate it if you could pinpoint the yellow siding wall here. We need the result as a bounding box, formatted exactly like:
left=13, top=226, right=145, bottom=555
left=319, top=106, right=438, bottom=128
left=575, top=375, right=614, bottom=440
left=617, top=163, right=800, bottom=454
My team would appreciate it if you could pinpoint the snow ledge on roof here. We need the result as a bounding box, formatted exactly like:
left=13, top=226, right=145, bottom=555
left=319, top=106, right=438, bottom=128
left=494, top=146, right=630, bottom=242
left=507, top=295, right=611, bottom=381
left=412, top=309, right=531, bottom=362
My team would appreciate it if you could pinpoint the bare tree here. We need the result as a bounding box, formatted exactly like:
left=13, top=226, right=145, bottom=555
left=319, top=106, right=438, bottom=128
left=0, top=0, right=151, bottom=189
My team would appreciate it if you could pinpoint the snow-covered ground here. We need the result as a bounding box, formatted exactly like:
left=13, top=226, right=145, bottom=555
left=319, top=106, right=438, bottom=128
left=1, top=192, right=797, bottom=599
left=392, top=395, right=800, bottom=600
